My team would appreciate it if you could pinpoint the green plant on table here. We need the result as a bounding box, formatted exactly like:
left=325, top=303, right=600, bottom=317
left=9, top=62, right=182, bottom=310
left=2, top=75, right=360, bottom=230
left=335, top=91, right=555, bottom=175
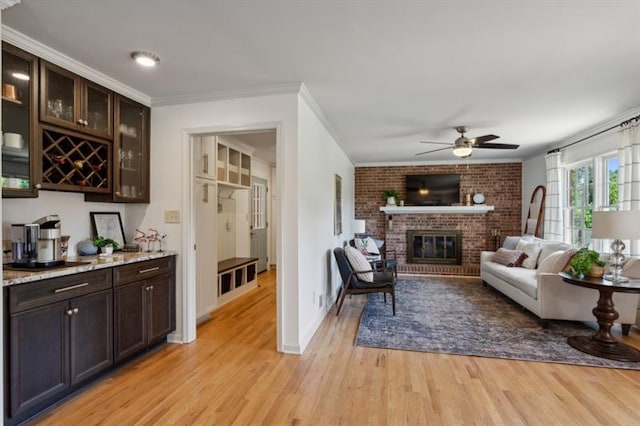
left=567, top=248, right=605, bottom=277
left=93, top=236, right=120, bottom=250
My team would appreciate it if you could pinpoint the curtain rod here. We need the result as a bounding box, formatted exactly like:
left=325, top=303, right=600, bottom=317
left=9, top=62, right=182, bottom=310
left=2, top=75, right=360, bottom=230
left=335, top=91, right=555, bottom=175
left=547, top=113, right=640, bottom=155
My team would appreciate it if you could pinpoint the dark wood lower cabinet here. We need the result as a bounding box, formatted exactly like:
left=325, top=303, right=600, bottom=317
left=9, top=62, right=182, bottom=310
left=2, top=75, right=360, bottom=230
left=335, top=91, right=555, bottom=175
left=114, top=257, right=176, bottom=362
left=5, top=256, right=176, bottom=425
left=9, top=301, right=69, bottom=417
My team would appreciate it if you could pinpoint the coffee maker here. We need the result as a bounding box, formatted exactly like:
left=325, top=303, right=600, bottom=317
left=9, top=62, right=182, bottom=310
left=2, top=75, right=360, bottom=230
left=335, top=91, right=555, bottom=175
left=11, top=215, right=63, bottom=267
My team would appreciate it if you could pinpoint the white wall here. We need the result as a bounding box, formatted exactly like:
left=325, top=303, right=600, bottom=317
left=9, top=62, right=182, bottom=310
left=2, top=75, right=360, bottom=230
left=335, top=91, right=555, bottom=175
left=148, top=93, right=301, bottom=350
left=2, top=191, right=127, bottom=256
left=296, top=94, right=355, bottom=351
left=521, top=153, right=546, bottom=232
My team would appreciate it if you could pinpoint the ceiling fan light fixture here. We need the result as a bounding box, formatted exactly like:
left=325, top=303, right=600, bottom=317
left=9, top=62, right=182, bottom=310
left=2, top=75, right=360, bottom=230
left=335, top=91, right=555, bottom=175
left=131, top=51, right=160, bottom=67
left=452, top=138, right=472, bottom=157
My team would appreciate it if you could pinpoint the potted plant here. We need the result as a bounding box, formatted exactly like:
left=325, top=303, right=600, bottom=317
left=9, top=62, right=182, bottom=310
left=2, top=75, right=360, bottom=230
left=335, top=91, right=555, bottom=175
left=567, top=248, right=606, bottom=278
left=93, top=236, right=120, bottom=255
left=382, top=189, right=400, bottom=206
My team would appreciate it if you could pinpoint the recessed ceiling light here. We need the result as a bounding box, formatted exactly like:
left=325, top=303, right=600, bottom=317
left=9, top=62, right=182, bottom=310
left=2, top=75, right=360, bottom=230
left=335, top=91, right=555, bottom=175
left=131, top=51, right=160, bottom=67
left=11, top=72, right=30, bottom=81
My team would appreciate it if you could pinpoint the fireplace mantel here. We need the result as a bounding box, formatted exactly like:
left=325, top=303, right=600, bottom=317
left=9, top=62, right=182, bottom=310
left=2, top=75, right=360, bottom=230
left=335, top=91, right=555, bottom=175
left=379, top=205, right=495, bottom=214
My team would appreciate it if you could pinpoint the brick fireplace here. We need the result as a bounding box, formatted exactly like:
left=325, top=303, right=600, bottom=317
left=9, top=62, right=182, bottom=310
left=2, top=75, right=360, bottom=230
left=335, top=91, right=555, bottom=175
left=355, top=163, right=522, bottom=276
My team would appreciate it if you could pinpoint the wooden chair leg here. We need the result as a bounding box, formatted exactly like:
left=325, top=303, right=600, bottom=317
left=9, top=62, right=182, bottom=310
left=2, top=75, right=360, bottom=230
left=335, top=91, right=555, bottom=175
left=391, top=289, right=396, bottom=315
left=336, top=288, right=348, bottom=315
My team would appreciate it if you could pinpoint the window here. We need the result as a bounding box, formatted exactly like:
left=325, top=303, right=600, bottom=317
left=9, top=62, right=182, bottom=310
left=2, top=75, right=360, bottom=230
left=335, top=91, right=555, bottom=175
left=563, top=154, right=619, bottom=248
left=565, top=163, right=593, bottom=247
left=252, top=182, right=266, bottom=230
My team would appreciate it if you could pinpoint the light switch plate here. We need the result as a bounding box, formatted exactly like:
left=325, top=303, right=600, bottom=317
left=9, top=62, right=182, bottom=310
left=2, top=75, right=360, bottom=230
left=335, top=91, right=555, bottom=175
left=164, top=210, right=181, bottom=223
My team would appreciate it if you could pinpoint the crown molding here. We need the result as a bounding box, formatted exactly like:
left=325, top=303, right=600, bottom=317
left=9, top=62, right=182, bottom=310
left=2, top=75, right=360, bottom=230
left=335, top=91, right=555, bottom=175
left=151, top=82, right=303, bottom=107
left=1, top=25, right=151, bottom=106
left=356, top=158, right=523, bottom=167
left=298, top=83, right=354, bottom=165
left=0, top=0, right=20, bottom=10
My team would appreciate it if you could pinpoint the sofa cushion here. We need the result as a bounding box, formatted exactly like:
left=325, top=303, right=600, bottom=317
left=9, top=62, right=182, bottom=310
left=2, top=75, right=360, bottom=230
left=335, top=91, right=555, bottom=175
left=538, top=241, right=572, bottom=266
left=483, top=261, right=538, bottom=299
left=516, top=240, right=542, bottom=269
left=345, top=246, right=373, bottom=282
left=623, top=257, right=640, bottom=278
left=502, top=236, right=522, bottom=250
left=492, top=248, right=527, bottom=267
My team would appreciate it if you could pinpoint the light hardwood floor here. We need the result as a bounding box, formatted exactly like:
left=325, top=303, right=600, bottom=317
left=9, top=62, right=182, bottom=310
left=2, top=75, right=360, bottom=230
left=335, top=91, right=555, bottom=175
left=34, top=270, right=640, bottom=425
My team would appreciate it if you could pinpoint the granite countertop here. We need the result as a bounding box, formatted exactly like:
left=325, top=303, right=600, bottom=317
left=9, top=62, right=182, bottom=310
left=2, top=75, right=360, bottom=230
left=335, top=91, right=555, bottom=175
left=3, top=251, right=178, bottom=286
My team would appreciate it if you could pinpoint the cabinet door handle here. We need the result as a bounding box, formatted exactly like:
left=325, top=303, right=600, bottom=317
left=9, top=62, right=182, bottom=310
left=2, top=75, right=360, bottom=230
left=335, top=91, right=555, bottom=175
left=138, top=266, right=160, bottom=274
left=35, top=183, right=42, bottom=189
left=203, top=153, right=209, bottom=174
left=73, top=308, right=79, bottom=314
left=149, top=285, right=154, bottom=290
left=77, top=118, right=84, bottom=125
left=203, top=183, right=208, bottom=203
left=66, top=309, right=74, bottom=316
left=54, top=282, right=89, bottom=293
left=83, top=120, right=89, bottom=126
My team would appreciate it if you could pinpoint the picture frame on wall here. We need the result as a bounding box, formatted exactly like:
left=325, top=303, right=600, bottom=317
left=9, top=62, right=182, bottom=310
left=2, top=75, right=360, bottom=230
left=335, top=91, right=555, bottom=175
left=334, top=174, right=342, bottom=235
left=90, top=211, right=126, bottom=248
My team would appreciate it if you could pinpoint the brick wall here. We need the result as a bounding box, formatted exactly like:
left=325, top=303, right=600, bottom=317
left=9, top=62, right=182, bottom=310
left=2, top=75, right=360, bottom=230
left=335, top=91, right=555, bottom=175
left=355, top=163, right=522, bottom=276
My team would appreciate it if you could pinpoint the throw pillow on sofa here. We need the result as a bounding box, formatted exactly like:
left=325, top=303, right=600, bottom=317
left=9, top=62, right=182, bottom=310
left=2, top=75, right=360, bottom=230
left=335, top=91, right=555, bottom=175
left=492, top=248, right=527, bottom=267
left=535, top=248, right=577, bottom=276
left=516, top=240, right=542, bottom=269
left=501, top=236, right=522, bottom=250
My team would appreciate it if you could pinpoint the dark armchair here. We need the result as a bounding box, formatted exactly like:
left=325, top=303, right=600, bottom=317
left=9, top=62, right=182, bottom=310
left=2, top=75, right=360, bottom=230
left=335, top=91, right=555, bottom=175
left=333, top=247, right=396, bottom=315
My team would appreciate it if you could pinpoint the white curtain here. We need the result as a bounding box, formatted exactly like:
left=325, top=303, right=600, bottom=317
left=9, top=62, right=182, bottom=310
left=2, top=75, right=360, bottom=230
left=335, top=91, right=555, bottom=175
left=618, top=121, right=640, bottom=256
left=544, top=151, right=563, bottom=241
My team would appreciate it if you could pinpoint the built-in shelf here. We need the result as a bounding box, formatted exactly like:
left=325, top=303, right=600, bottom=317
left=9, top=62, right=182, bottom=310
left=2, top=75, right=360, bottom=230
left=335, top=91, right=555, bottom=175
left=380, top=205, right=495, bottom=214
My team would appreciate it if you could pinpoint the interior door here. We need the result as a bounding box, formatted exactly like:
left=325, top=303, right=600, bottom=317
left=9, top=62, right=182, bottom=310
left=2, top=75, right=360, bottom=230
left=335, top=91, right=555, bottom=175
left=251, top=177, right=268, bottom=273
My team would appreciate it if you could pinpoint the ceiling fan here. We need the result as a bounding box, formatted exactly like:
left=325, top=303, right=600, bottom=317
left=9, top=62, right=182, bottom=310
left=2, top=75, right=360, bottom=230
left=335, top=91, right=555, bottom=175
left=415, top=126, right=519, bottom=158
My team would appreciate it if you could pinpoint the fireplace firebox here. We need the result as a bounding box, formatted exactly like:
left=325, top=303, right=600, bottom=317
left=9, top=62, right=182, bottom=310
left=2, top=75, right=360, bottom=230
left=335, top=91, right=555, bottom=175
left=407, top=230, right=462, bottom=265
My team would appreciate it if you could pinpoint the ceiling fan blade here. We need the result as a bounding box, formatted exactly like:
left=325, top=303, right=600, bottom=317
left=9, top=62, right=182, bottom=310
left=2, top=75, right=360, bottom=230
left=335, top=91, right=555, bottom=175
left=415, top=146, right=451, bottom=156
left=469, top=134, right=500, bottom=145
left=475, top=143, right=520, bottom=150
left=419, top=141, right=452, bottom=145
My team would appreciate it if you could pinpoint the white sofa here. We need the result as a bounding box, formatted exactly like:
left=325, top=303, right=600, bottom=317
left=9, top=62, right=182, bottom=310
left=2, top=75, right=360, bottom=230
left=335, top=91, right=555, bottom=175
left=480, top=237, right=640, bottom=334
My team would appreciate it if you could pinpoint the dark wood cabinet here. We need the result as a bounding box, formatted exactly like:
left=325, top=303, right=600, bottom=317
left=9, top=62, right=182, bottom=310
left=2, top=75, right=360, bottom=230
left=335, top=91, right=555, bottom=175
left=113, top=257, right=175, bottom=361
left=39, top=60, right=113, bottom=140
left=5, top=256, right=176, bottom=425
left=2, top=42, right=40, bottom=198
left=86, top=94, right=150, bottom=203
left=6, top=270, right=113, bottom=420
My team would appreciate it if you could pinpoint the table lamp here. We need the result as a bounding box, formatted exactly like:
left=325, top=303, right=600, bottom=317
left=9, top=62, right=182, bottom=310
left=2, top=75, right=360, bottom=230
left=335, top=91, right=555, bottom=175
left=353, top=219, right=366, bottom=236
left=592, top=210, right=640, bottom=283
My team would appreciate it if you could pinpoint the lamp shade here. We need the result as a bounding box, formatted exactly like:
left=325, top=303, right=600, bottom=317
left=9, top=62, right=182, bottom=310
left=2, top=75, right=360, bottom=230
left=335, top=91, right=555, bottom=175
left=592, top=210, right=640, bottom=240
left=353, top=219, right=366, bottom=234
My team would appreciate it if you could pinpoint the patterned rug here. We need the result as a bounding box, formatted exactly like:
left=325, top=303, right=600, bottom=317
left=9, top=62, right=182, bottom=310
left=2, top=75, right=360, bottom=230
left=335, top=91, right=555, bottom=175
left=355, top=277, right=640, bottom=370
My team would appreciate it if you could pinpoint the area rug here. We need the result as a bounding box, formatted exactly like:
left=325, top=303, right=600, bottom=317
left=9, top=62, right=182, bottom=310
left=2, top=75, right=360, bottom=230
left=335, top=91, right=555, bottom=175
left=355, top=277, right=640, bottom=370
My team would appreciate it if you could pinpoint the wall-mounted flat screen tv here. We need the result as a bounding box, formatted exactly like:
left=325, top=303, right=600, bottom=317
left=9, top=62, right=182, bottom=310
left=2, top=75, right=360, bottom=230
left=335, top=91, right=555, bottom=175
left=406, top=174, right=461, bottom=206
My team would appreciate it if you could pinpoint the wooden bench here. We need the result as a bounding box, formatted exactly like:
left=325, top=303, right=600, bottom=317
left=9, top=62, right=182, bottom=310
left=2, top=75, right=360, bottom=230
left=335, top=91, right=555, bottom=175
left=217, top=257, right=258, bottom=300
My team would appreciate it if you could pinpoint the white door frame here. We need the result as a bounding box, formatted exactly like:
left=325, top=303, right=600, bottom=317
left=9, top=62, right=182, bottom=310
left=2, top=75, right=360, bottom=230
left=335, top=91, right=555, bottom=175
left=180, top=122, right=283, bottom=350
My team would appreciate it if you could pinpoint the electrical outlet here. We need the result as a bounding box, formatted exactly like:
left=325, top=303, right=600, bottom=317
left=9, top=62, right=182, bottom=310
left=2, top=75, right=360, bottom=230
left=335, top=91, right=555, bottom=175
left=164, top=210, right=181, bottom=223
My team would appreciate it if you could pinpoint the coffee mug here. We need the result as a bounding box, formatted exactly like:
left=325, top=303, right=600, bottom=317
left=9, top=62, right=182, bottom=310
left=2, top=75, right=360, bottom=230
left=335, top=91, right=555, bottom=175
left=3, top=133, right=24, bottom=149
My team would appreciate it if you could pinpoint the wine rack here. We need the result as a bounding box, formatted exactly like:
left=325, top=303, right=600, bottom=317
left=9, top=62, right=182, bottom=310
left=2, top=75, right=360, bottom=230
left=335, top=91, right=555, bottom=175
left=41, top=126, right=110, bottom=193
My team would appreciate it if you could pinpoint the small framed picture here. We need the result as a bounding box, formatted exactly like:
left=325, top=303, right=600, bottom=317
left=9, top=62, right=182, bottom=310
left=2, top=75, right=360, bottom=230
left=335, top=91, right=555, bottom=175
left=90, top=212, right=126, bottom=247
left=334, top=174, right=342, bottom=235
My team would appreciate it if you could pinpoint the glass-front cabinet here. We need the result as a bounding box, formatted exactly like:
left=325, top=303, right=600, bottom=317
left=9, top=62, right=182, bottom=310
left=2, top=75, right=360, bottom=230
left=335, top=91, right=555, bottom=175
left=113, top=94, right=149, bottom=203
left=2, top=43, right=39, bottom=198
left=40, top=60, right=113, bottom=140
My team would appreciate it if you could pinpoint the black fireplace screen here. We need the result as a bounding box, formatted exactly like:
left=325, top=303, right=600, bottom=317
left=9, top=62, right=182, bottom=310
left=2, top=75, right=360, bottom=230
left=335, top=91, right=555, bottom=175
left=407, top=230, right=462, bottom=265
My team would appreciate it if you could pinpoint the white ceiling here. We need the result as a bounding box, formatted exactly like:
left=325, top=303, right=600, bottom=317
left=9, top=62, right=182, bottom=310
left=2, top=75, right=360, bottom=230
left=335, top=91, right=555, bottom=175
left=4, top=1, right=640, bottom=163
